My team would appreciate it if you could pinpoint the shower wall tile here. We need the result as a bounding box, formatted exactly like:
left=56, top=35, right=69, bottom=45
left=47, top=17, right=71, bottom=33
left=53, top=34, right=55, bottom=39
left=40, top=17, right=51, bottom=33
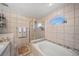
left=75, top=10, right=79, bottom=17
left=64, top=4, right=74, bottom=13
left=75, top=3, right=79, bottom=9
left=64, top=26, right=74, bottom=33
left=56, top=8, right=64, bottom=16
left=45, top=35, right=57, bottom=42
left=75, top=6, right=79, bottom=17
left=45, top=4, right=76, bottom=50
left=64, top=33, right=74, bottom=42
left=74, top=4, right=79, bottom=50
left=74, top=39, right=79, bottom=50
left=43, top=3, right=79, bottom=50
left=74, top=42, right=79, bottom=50
left=75, top=26, right=79, bottom=34
left=64, top=11, right=74, bottom=19
left=64, top=8, right=74, bottom=25
left=75, top=17, right=79, bottom=26
left=75, top=40, right=79, bottom=45
left=65, top=40, right=74, bottom=48
left=56, top=33, right=64, bottom=44
left=74, top=33, right=79, bottom=40
left=56, top=25, right=65, bottom=33
left=56, top=33, right=64, bottom=40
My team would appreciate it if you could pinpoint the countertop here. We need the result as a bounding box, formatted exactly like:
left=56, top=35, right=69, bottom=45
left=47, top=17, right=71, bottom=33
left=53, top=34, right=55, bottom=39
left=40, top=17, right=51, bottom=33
left=0, top=41, right=10, bottom=55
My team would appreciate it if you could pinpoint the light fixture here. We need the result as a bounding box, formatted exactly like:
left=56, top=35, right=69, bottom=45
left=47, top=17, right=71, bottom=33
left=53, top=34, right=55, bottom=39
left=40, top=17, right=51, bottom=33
left=49, top=3, right=53, bottom=6
left=37, top=23, right=42, bottom=28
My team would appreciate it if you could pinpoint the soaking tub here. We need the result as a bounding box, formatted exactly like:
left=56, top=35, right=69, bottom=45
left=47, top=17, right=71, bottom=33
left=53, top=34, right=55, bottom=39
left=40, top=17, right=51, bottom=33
left=31, top=40, right=78, bottom=56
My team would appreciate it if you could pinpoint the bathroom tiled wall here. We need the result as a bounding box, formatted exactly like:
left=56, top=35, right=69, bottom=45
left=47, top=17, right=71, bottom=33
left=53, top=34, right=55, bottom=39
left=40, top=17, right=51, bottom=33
left=5, top=11, right=32, bottom=47
left=44, top=3, right=79, bottom=50
left=74, top=4, right=79, bottom=50
left=0, top=4, right=33, bottom=55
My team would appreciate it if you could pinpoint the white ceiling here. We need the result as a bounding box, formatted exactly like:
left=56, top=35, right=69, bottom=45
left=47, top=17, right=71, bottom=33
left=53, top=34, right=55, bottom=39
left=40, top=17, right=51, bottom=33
left=6, top=3, right=64, bottom=19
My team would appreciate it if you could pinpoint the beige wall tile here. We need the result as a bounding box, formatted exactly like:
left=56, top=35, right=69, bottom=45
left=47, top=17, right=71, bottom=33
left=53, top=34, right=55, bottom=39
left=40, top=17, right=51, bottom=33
left=65, top=40, right=74, bottom=48
left=44, top=3, right=76, bottom=50
left=75, top=26, right=79, bottom=34
left=74, top=42, right=79, bottom=50
left=74, top=33, right=79, bottom=40
left=64, top=4, right=74, bottom=13
left=75, top=17, right=79, bottom=26
left=64, top=33, right=74, bottom=42
left=64, top=26, right=74, bottom=33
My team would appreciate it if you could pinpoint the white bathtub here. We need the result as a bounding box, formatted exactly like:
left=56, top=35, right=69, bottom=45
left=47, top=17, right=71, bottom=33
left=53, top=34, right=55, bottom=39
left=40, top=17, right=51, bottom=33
left=31, top=40, right=78, bottom=56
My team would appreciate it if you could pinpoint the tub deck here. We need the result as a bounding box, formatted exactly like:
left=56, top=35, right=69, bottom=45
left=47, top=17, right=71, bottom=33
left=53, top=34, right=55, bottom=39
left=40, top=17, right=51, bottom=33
left=31, top=40, right=78, bottom=56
